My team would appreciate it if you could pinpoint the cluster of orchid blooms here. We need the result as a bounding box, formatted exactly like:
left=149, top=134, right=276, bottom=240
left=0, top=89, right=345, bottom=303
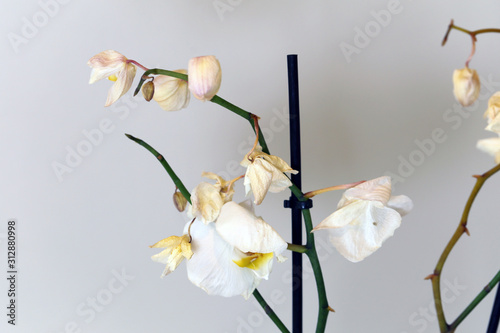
left=87, top=50, right=413, bottom=301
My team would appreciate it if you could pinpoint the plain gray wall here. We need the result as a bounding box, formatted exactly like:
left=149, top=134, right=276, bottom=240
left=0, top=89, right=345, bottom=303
left=2, top=0, right=500, bottom=332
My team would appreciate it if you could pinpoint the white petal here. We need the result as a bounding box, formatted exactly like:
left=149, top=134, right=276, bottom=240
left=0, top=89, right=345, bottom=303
left=187, top=220, right=260, bottom=299
left=387, top=195, right=413, bottom=216
left=245, top=162, right=273, bottom=205
left=477, top=137, right=500, bottom=163
left=315, top=200, right=402, bottom=262
left=215, top=201, right=287, bottom=255
left=104, top=63, right=136, bottom=107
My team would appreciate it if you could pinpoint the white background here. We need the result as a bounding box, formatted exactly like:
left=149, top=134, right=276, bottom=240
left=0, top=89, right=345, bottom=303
left=2, top=0, right=500, bottom=332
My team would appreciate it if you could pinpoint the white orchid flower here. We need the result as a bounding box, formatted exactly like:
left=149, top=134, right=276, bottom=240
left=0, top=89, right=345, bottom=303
left=240, top=147, right=298, bottom=205
left=187, top=201, right=287, bottom=299
left=312, top=176, right=413, bottom=262
left=87, top=50, right=137, bottom=106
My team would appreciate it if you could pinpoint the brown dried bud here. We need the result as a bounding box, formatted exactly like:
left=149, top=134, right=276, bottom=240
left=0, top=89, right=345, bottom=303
left=142, top=81, right=155, bottom=102
left=173, top=190, right=188, bottom=212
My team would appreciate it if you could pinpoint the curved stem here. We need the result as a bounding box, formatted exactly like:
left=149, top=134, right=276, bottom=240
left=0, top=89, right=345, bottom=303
left=429, top=163, right=500, bottom=332
left=132, top=69, right=270, bottom=154
left=125, top=133, right=191, bottom=204
left=253, top=289, right=290, bottom=333
left=210, top=95, right=270, bottom=154
left=442, top=19, right=500, bottom=46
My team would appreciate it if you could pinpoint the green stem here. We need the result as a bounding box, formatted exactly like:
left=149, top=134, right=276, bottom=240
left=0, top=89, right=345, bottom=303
left=253, top=289, right=290, bottom=333
left=448, top=270, right=500, bottom=332
left=206, top=95, right=270, bottom=155
left=125, top=133, right=191, bottom=204
left=132, top=69, right=270, bottom=154
left=430, top=163, right=500, bottom=332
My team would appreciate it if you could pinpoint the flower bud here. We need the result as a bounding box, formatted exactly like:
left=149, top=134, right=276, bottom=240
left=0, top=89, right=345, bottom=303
left=142, top=81, right=155, bottom=102
left=188, top=55, right=221, bottom=101
left=173, top=190, right=188, bottom=212
left=453, top=67, right=480, bottom=107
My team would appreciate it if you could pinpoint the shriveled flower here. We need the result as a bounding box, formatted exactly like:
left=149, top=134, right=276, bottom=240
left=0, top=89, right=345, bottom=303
left=186, top=201, right=287, bottom=298
left=188, top=172, right=235, bottom=224
left=152, top=70, right=190, bottom=111
left=88, top=50, right=137, bottom=106
left=484, top=92, right=500, bottom=133
left=240, top=147, right=298, bottom=205
left=188, top=55, right=221, bottom=101
left=477, top=136, right=500, bottom=163
left=453, top=67, right=480, bottom=107
left=312, top=176, right=413, bottom=262
left=150, top=234, right=193, bottom=277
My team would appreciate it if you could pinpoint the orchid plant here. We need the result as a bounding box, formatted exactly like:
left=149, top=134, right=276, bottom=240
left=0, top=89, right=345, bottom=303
left=87, top=50, right=413, bottom=332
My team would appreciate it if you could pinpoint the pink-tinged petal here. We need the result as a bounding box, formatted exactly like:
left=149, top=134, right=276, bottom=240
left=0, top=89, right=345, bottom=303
left=104, top=63, right=136, bottom=106
left=187, top=220, right=260, bottom=299
left=339, top=176, right=392, bottom=207
left=188, top=56, right=221, bottom=101
left=215, top=201, right=287, bottom=256
left=88, top=50, right=127, bottom=84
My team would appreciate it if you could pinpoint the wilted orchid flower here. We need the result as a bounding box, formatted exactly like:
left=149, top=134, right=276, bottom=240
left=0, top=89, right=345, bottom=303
left=453, top=67, right=480, bottom=107
left=240, top=147, right=298, bottom=205
left=187, top=201, right=287, bottom=298
left=150, top=234, right=193, bottom=277
left=188, top=55, right=221, bottom=101
left=88, top=50, right=137, bottom=106
left=188, top=172, right=236, bottom=224
left=312, top=176, right=413, bottom=262
left=152, top=70, right=190, bottom=111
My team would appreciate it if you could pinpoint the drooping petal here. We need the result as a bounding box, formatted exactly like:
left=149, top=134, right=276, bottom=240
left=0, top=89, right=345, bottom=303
left=104, top=62, right=136, bottom=106
left=215, top=201, right=287, bottom=256
left=152, top=70, right=190, bottom=111
left=190, top=182, right=224, bottom=224
left=186, top=220, right=260, bottom=299
left=387, top=195, right=413, bottom=216
left=150, top=235, right=193, bottom=277
left=315, top=200, right=402, bottom=262
left=88, top=50, right=127, bottom=84
left=453, top=67, right=480, bottom=107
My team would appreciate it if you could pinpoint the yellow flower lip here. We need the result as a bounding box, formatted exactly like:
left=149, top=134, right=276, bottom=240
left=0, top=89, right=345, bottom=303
left=108, top=75, right=118, bottom=82
left=233, top=252, right=273, bottom=270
